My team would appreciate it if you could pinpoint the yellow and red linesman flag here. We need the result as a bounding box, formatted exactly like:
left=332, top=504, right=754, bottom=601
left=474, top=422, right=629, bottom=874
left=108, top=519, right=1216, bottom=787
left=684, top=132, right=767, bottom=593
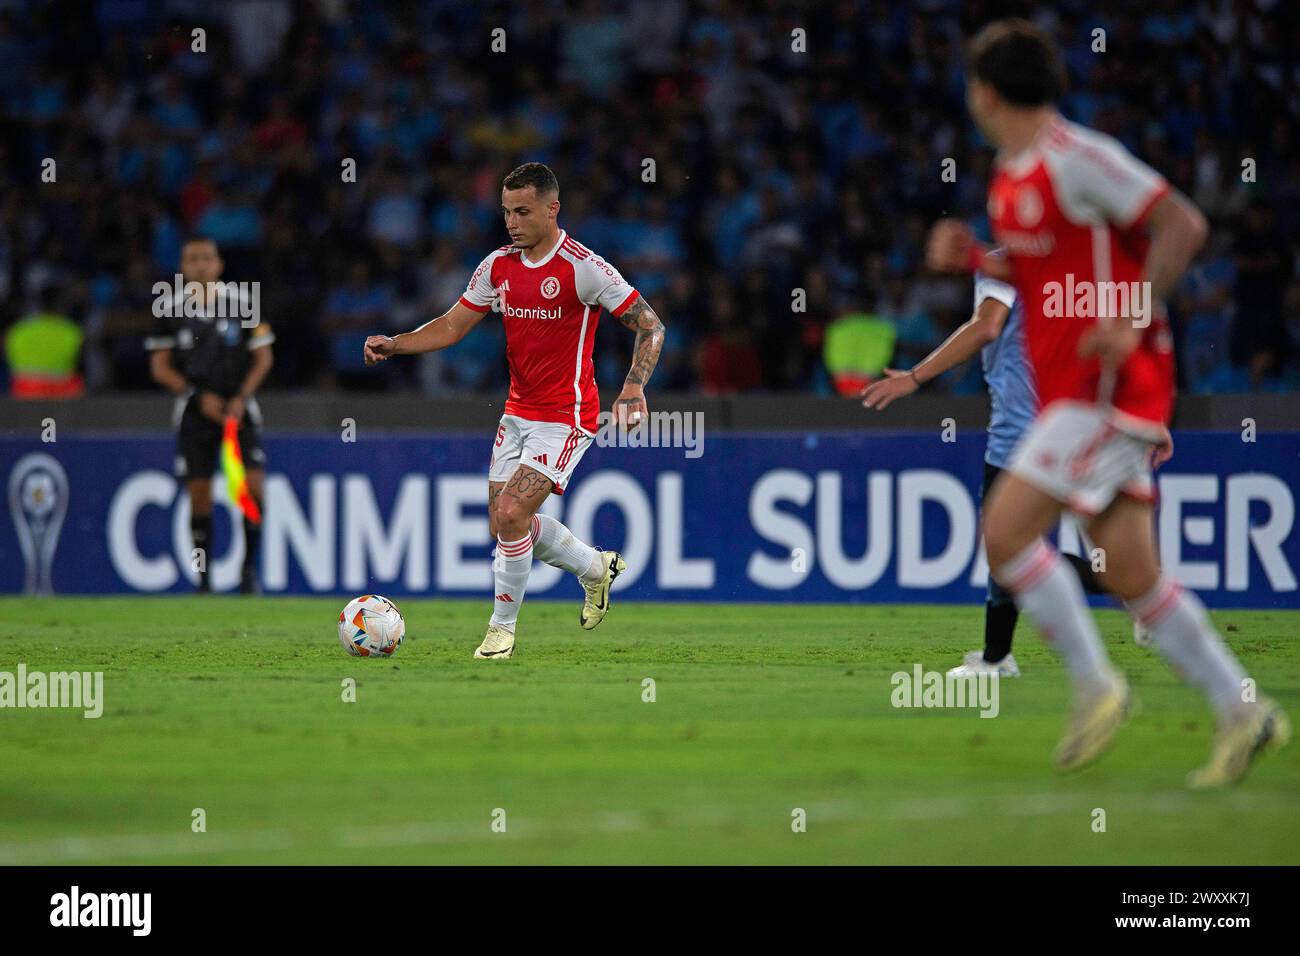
left=221, top=416, right=261, bottom=524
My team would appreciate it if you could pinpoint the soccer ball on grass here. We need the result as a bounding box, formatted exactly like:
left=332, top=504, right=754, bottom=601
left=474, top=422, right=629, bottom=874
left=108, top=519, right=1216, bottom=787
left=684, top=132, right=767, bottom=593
left=338, top=595, right=405, bottom=657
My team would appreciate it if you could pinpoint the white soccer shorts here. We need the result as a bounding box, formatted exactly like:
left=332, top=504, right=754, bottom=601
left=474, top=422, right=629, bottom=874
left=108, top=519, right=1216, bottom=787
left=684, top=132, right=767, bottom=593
left=487, top=414, right=594, bottom=494
left=1008, top=400, right=1160, bottom=518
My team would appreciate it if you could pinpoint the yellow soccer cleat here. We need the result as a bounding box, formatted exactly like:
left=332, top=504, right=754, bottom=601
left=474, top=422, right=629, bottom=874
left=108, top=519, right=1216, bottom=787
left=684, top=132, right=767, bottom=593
left=1187, top=697, right=1291, bottom=789
left=473, top=623, right=516, bottom=660
left=579, top=551, right=626, bottom=630
left=1053, top=675, right=1131, bottom=773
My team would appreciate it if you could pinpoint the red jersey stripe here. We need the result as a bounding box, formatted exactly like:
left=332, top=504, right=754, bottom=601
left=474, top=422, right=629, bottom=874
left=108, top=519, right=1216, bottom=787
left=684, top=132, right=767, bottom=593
left=611, top=289, right=640, bottom=317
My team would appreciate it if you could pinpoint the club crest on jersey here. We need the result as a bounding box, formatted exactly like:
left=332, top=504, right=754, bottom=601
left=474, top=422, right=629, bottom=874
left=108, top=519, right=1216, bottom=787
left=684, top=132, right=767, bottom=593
left=1015, top=185, right=1043, bottom=227
left=540, top=276, right=561, bottom=300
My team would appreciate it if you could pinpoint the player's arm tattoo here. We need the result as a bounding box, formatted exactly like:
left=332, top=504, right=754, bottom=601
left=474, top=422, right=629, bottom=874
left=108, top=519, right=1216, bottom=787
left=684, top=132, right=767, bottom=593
left=616, top=296, right=665, bottom=388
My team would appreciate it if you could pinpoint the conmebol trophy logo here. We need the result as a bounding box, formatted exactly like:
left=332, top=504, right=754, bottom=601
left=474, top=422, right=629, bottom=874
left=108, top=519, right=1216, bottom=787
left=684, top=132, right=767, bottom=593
left=8, top=452, right=68, bottom=594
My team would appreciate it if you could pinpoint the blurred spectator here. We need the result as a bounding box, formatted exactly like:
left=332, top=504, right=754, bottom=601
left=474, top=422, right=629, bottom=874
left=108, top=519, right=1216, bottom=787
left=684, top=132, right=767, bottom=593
left=1232, top=202, right=1289, bottom=386
left=696, top=297, right=761, bottom=395
left=5, top=287, right=84, bottom=398
left=0, top=0, right=1290, bottom=398
left=321, top=260, right=393, bottom=388
left=822, top=306, right=896, bottom=397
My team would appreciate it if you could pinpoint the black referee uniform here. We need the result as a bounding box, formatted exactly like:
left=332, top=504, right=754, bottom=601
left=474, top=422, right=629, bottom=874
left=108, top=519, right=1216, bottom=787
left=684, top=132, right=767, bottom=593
left=145, top=285, right=273, bottom=591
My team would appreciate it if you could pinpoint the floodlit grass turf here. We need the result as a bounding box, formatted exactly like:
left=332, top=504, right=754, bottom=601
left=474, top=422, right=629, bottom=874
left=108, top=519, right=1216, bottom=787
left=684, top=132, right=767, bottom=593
left=0, top=597, right=1296, bottom=865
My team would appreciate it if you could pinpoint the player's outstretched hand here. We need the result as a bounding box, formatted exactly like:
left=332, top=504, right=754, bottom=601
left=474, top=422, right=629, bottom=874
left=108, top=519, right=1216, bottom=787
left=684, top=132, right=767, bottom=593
left=363, top=335, right=396, bottom=364
left=613, top=385, right=649, bottom=429
left=925, top=219, right=975, bottom=273
left=1077, top=323, right=1140, bottom=364
left=1152, top=424, right=1174, bottom=467
left=861, top=368, right=918, bottom=410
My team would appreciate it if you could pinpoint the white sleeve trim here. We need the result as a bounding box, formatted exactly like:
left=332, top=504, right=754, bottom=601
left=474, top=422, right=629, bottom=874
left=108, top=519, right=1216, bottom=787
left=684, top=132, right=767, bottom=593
left=462, top=249, right=505, bottom=308
left=974, top=273, right=1017, bottom=311
left=1050, top=125, right=1168, bottom=229
left=574, top=253, right=634, bottom=311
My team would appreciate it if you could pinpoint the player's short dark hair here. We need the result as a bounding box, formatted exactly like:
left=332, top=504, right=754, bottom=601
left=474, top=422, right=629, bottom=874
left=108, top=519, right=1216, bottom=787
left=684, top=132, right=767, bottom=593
left=181, top=234, right=218, bottom=250
left=502, top=162, right=559, bottom=198
left=966, top=19, right=1065, bottom=107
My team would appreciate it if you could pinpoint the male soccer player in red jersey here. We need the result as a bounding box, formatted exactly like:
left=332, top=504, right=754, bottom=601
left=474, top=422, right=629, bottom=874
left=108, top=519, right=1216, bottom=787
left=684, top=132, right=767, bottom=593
left=927, top=20, right=1288, bottom=786
left=364, top=163, right=665, bottom=660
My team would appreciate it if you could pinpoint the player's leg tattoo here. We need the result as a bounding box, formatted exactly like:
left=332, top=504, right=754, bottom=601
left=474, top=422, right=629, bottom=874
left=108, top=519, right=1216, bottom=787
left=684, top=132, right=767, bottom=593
left=489, top=465, right=553, bottom=632
left=487, top=481, right=504, bottom=539
left=494, top=465, right=553, bottom=538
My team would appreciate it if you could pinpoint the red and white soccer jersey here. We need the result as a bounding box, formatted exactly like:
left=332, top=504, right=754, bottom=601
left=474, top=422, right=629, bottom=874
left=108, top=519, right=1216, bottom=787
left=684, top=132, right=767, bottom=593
left=989, top=118, right=1177, bottom=513
left=987, top=116, right=1174, bottom=432
left=459, top=230, right=639, bottom=434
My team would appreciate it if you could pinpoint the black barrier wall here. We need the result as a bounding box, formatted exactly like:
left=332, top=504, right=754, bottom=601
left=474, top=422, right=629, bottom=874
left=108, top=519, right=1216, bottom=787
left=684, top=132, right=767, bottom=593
left=1, top=393, right=1297, bottom=434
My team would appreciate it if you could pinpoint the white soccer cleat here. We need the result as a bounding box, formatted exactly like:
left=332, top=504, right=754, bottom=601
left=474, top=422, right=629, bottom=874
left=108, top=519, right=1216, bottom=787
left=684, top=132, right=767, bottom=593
left=580, top=550, right=626, bottom=630
left=1132, top=620, right=1153, bottom=647
left=1187, top=696, right=1291, bottom=789
left=1053, top=673, right=1131, bottom=773
left=947, top=650, right=1020, bottom=678
left=474, top=623, right=516, bottom=660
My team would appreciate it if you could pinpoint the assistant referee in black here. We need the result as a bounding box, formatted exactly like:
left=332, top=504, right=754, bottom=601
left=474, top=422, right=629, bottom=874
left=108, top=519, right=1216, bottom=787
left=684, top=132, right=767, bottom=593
left=146, top=236, right=273, bottom=594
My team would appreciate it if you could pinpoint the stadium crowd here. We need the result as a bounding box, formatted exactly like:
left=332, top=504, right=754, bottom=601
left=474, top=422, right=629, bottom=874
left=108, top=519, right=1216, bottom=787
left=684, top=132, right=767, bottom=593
left=1, top=0, right=1297, bottom=398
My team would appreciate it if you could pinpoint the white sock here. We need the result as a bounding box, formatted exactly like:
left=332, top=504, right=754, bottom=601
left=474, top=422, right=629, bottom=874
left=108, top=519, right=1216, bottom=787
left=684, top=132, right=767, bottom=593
left=490, top=531, right=534, bottom=631
left=530, top=514, right=603, bottom=584
left=1128, top=577, right=1250, bottom=722
left=995, top=539, right=1116, bottom=695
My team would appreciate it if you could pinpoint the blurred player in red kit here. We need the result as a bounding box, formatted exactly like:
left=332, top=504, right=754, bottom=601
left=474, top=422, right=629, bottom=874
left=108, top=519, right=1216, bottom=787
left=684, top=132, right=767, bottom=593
left=927, top=20, right=1288, bottom=786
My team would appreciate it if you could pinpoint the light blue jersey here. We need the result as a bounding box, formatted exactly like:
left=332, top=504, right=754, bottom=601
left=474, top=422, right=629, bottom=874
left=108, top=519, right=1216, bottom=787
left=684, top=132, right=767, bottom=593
left=976, top=271, right=1037, bottom=469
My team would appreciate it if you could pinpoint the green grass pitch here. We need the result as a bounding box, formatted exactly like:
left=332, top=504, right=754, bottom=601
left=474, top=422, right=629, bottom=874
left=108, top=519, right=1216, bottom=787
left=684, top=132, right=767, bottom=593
left=0, top=597, right=1296, bottom=865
